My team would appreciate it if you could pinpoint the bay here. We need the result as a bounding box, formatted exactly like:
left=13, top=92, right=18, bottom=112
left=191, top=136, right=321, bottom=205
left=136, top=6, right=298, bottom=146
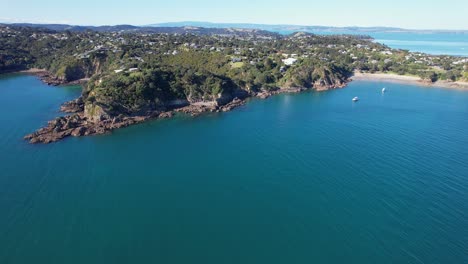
left=1, top=74, right=468, bottom=263
left=276, top=30, right=468, bottom=56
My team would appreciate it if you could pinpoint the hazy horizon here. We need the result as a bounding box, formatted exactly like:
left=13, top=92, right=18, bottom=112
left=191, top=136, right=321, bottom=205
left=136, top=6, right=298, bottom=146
left=1, top=0, right=467, bottom=30
left=2, top=20, right=468, bottom=32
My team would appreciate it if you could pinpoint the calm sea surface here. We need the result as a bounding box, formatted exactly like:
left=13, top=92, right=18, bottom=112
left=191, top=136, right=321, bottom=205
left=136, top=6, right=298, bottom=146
left=0, top=74, right=468, bottom=263
left=277, top=30, right=468, bottom=56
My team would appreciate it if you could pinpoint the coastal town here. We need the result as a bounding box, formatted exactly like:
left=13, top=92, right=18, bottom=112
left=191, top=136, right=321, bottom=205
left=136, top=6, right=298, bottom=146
left=2, top=24, right=467, bottom=82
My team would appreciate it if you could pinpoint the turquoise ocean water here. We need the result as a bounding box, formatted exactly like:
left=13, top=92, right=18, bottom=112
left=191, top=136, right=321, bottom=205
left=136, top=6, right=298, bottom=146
left=1, top=74, right=468, bottom=263
left=276, top=30, right=468, bottom=56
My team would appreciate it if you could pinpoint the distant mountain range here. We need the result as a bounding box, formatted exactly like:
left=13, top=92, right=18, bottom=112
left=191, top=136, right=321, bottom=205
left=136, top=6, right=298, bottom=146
left=2, top=21, right=468, bottom=34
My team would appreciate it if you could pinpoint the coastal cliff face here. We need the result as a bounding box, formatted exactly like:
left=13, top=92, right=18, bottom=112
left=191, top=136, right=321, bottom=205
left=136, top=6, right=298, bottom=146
left=312, top=67, right=350, bottom=91
left=84, top=103, right=109, bottom=122
left=280, top=62, right=351, bottom=91
left=53, top=56, right=109, bottom=83
left=26, top=55, right=110, bottom=86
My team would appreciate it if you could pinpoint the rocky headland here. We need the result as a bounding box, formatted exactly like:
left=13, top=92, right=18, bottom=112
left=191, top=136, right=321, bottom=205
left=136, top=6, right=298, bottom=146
left=24, top=78, right=347, bottom=144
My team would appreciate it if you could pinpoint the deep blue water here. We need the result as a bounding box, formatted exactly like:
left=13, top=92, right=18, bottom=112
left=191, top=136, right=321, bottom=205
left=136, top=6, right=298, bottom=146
left=277, top=30, right=468, bottom=56
left=1, top=74, right=468, bottom=263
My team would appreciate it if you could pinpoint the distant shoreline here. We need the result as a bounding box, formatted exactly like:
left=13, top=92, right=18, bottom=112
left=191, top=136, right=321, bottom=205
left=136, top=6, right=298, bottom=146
left=19, top=68, right=48, bottom=74
left=16, top=68, right=89, bottom=86
left=351, top=72, right=468, bottom=90
left=9, top=69, right=468, bottom=90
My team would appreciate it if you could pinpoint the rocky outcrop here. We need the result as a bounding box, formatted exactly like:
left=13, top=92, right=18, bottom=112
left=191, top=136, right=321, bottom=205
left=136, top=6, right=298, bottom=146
left=39, top=71, right=71, bottom=86
left=312, top=67, right=351, bottom=91
left=215, top=89, right=249, bottom=105
left=256, top=87, right=308, bottom=99
left=84, top=103, right=110, bottom=122
left=23, top=110, right=175, bottom=144
left=60, top=97, right=84, bottom=113
left=31, top=70, right=88, bottom=86
left=256, top=91, right=271, bottom=99
left=24, top=114, right=87, bottom=144
left=175, top=104, right=216, bottom=117
left=219, top=97, right=245, bottom=112
left=175, top=97, right=245, bottom=116
left=313, top=77, right=349, bottom=91
left=24, top=95, right=249, bottom=144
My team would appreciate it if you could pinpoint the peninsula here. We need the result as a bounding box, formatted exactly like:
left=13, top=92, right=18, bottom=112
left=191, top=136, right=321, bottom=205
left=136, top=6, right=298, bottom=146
left=1, top=24, right=467, bottom=143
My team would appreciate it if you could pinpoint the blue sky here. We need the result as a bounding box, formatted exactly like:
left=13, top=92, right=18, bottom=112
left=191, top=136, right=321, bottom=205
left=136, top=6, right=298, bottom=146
left=1, top=0, right=467, bottom=30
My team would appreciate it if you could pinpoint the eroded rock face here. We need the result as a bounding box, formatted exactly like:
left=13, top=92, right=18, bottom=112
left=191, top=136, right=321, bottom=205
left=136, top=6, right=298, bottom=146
left=24, top=97, right=185, bottom=144
left=313, top=77, right=348, bottom=91
left=158, top=112, right=173, bottom=119
left=173, top=97, right=246, bottom=116
left=35, top=71, right=88, bottom=86
left=257, top=91, right=271, bottom=99
left=24, top=114, right=86, bottom=144
left=24, top=112, right=159, bottom=144
left=71, top=126, right=86, bottom=137
left=175, top=104, right=216, bottom=117
left=61, top=97, right=84, bottom=113
left=84, top=103, right=110, bottom=122
left=36, top=71, right=65, bottom=86
left=219, top=98, right=245, bottom=112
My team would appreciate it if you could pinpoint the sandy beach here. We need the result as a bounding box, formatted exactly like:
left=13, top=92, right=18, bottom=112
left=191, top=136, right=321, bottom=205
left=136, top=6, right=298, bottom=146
left=352, top=72, right=468, bottom=90
left=19, top=68, right=48, bottom=74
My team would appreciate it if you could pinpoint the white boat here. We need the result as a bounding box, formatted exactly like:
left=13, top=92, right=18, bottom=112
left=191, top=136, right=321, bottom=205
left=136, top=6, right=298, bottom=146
left=382, top=87, right=386, bottom=93
left=352, top=97, right=359, bottom=102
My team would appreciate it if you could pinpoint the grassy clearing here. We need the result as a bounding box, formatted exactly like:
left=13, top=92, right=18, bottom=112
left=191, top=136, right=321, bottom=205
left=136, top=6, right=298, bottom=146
left=230, top=62, right=244, bottom=68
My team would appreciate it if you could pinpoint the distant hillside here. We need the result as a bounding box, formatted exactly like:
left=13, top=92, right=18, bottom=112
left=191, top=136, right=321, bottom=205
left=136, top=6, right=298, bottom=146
left=3, top=23, right=139, bottom=32
left=4, top=22, right=467, bottom=35
left=0, top=23, right=279, bottom=37
left=149, top=21, right=468, bottom=34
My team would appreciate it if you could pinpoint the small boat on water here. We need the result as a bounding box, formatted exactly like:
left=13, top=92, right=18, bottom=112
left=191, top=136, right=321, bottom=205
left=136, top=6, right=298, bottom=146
left=352, top=97, right=359, bottom=102
left=382, top=87, right=387, bottom=93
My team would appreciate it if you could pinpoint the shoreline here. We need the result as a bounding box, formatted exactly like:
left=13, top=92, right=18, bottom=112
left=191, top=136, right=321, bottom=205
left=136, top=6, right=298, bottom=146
left=15, top=68, right=89, bottom=86
left=352, top=72, right=468, bottom=90
left=23, top=86, right=312, bottom=144
left=21, top=70, right=468, bottom=144
left=19, top=68, right=48, bottom=74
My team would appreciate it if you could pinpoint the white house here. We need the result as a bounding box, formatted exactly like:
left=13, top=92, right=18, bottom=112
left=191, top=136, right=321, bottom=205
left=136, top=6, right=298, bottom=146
left=282, top=58, right=298, bottom=66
